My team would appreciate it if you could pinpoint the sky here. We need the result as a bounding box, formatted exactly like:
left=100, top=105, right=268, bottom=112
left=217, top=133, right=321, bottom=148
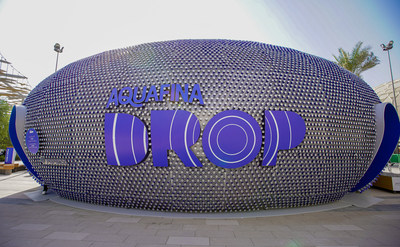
left=0, top=0, right=399, bottom=89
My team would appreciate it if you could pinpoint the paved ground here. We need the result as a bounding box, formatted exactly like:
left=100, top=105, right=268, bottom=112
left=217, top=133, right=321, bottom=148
left=0, top=170, right=399, bottom=247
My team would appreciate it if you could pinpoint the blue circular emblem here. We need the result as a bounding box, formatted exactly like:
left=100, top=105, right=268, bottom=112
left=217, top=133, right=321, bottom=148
left=25, top=128, right=39, bottom=154
left=202, top=110, right=262, bottom=169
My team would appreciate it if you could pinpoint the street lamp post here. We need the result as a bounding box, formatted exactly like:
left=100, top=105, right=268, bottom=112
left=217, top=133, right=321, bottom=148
left=380, top=40, right=397, bottom=113
left=54, top=43, right=64, bottom=72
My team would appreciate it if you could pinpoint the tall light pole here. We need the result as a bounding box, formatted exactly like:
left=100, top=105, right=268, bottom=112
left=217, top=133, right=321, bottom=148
left=54, top=43, right=64, bottom=72
left=380, top=40, right=397, bottom=113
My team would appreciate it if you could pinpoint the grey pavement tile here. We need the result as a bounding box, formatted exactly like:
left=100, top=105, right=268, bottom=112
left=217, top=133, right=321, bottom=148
left=46, top=224, right=85, bottom=232
left=136, top=245, right=179, bottom=247
left=206, top=219, right=239, bottom=225
left=357, top=223, right=400, bottom=231
left=42, top=216, right=85, bottom=227
left=376, top=221, right=400, bottom=230
left=44, top=231, right=90, bottom=240
left=0, top=228, right=53, bottom=239
left=252, top=239, right=306, bottom=247
left=45, top=210, right=76, bottom=216
left=375, top=214, right=400, bottom=220
left=12, top=218, right=55, bottom=226
left=315, top=246, right=358, bottom=247
left=83, top=233, right=129, bottom=242
left=78, top=221, right=121, bottom=234
left=0, top=207, right=32, bottom=219
left=43, top=239, right=93, bottom=247
left=0, top=216, right=23, bottom=227
left=172, top=218, right=206, bottom=225
left=254, top=224, right=292, bottom=232
left=73, top=209, right=108, bottom=217
left=91, top=242, right=136, bottom=247
left=347, top=228, right=398, bottom=239
left=118, top=228, right=157, bottom=236
left=42, top=213, right=81, bottom=220
left=323, top=224, right=363, bottom=231
left=106, top=216, right=141, bottom=223
left=368, top=234, right=400, bottom=246
left=76, top=214, right=111, bottom=221
left=195, top=229, right=234, bottom=238
left=288, top=224, right=329, bottom=232
left=312, top=230, right=354, bottom=239
left=156, top=229, right=195, bottom=237
left=167, top=236, right=209, bottom=245
left=139, top=217, right=173, bottom=224
left=183, top=224, right=219, bottom=231
left=0, top=236, right=12, bottom=246
left=11, top=223, right=51, bottom=231
left=218, top=224, right=257, bottom=231
left=336, top=236, right=384, bottom=246
left=125, top=235, right=168, bottom=245
left=235, top=230, right=275, bottom=238
left=303, top=237, right=342, bottom=246
left=315, top=213, right=345, bottom=221
left=114, top=222, right=150, bottom=233
left=1, top=185, right=400, bottom=247
left=76, top=215, right=113, bottom=222
left=271, top=230, right=315, bottom=240
left=337, top=217, right=374, bottom=226
left=210, top=237, right=253, bottom=246
left=239, top=218, right=291, bottom=226
left=147, top=223, right=183, bottom=230
left=182, top=246, right=224, bottom=247
left=2, top=238, right=51, bottom=247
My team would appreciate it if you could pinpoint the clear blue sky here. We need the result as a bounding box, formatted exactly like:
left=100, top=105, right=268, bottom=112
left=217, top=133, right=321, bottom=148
left=0, top=0, right=399, bottom=89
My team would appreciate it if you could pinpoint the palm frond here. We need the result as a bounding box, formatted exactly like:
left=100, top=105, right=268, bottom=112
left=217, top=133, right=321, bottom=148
left=333, top=41, right=380, bottom=78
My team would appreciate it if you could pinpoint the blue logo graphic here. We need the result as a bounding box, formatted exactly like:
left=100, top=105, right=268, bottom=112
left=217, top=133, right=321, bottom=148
left=106, top=83, right=204, bottom=108
left=263, top=111, right=306, bottom=166
left=202, top=110, right=262, bottom=169
left=151, top=110, right=202, bottom=167
left=105, top=113, right=148, bottom=166
left=104, top=110, right=306, bottom=168
left=25, top=128, right=39, bottom=154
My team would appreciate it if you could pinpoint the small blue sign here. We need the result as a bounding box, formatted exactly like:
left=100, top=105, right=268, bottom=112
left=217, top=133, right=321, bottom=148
left=26, top=128, right=39, bottom=154
left=5, top=147, right=15, bottom=164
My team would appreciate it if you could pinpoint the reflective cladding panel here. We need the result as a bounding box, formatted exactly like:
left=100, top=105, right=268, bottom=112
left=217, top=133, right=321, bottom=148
left=22, top=40, right=380, bottom=212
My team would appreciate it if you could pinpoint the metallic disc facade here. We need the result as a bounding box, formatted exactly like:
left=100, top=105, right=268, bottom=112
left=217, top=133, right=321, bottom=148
left=22, top=40, right=379, bottom=212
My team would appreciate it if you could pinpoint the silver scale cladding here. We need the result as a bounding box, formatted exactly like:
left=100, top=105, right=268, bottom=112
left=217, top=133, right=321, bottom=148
left=22, top=40, right=379, bottom=212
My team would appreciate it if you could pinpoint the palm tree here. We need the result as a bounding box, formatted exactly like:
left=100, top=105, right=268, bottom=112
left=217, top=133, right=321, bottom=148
left=333, top=41, right=380, bottom=78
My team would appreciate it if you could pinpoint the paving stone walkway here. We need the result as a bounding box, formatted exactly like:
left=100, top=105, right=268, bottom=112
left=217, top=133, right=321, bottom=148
left=0, top=171, right=399, bottom=247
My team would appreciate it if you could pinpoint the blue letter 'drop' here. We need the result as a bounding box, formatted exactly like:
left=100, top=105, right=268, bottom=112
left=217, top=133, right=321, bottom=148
left=202, top=110, right=262, bottom=169
left=105, top=113, right=148, bottom=166
left=151, top=110, right=202, bottom=167
left=104, top=110, right=305, bottom=168
left=263, top=111, right=306, bottom=166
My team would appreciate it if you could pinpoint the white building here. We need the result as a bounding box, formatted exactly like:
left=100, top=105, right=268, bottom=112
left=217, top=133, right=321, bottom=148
left=373, top=79, right=400, bottom=114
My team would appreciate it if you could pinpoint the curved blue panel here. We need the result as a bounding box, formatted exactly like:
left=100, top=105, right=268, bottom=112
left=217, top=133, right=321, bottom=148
left=105, top=113, right=149, bottom=166
left=8, top=106, right=42, bottom=182
left=151, top=110, right=202, bottom=167
left=202, top=110, right=262, bottom=169
left=350, top=103, right=400, bottom=192
left=262, top=111, right=306, bottom=166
